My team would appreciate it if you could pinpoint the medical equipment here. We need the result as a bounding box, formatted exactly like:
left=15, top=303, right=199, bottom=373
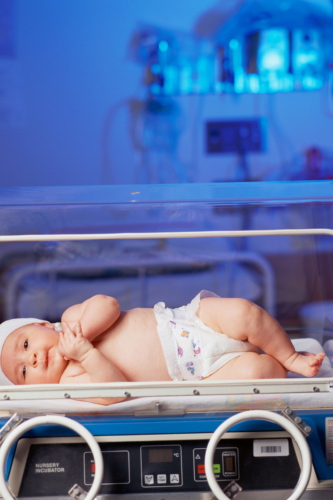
left=205, top=410, right=312, bottom=500
left=125, top=3, right=333, bottom=184
left=213, top=0, right=333, bottom=94
left=0, top=407, right=331, bottom=499
left=0, top=181, right=333, bottom=499
left=129, top=97, right=189, bottom=184
left=131, top=1, right=333, bottom=96
left=130, top=25, right=215, bottom=96
left=0, top=415, right=104, bottom=500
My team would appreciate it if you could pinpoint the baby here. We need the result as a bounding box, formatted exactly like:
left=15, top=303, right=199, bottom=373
left=0, top=291, right=326, bottom=405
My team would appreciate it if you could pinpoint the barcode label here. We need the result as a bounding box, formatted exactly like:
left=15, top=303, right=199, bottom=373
left=261, top=446, right=281, bottom=453
left=253, top=439, right=289, bottom=457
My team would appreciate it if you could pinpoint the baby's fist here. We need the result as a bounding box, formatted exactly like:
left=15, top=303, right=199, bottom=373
left=58, top=321, right=93, bottom=362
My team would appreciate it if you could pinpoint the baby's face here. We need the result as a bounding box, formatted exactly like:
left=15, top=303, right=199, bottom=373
left=1, top=323, right=68, bottom=385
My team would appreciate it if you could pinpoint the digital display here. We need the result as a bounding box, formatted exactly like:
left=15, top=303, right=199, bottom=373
left=148, top=448, right=173, bottom=463
left=224, top=456, right=235, bottom=472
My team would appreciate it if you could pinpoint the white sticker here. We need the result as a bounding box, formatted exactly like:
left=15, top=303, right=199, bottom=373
left=253, top=439, right=289, bottom=457
left=325, top=417, right=333, bottom=465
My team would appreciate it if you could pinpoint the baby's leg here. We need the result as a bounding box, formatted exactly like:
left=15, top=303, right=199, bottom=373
left=204, top=352, right=287, bottom=381
left=197, top=297, right=325, bottom=377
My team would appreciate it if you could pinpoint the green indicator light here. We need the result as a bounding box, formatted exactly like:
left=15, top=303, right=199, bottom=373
left=213, top=464, right=221, bottom=473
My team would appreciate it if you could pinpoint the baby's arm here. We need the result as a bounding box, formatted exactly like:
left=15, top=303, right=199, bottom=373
left=59, top=321, right=127, bottom=405
left=61, top=295, right=120, bottom=342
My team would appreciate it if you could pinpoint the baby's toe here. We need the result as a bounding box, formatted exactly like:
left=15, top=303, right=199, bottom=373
left=309, top=354, right=324, bottom=366
left=312, top=368, right=319, bottom=376
left=309, top=359, right=321, bottom=367
left=307, top=363, right=320, bottom=376
left=316, top=354, right=325, bottom=364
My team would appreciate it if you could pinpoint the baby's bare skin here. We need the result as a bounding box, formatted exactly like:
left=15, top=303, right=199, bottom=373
left=58, top=296, right=326, bottom=401
left=1, top=294, right=326, bottom=406
left=56, top=306, right=172, bottom=404
left=59, top=308, right=171, bottom=383
left=93, top=309, right=172, bottom=382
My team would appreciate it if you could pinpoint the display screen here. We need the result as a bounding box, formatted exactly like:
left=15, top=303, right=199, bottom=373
left=224, top=456, right=235, bottom=472
left=149, top=448, right=173, bottom=463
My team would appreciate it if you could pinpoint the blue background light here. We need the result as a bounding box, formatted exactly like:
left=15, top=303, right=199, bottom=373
left=159, top=40, right=169, bottom=52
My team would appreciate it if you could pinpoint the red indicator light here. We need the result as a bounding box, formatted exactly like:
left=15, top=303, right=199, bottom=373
left=91, top=463, right=95, bottom=473
left=198, top=464, right=205, bottom=474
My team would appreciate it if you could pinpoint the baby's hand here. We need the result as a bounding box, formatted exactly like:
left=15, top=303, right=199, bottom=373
left=58, top=321, right=93, bottom=363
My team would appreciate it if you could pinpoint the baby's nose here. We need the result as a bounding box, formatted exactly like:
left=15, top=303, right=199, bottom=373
left=29, top=352, right=38, bottom=367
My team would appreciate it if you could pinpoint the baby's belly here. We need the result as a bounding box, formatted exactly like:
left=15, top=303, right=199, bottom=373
left=94, top=308, right=172, bottom=382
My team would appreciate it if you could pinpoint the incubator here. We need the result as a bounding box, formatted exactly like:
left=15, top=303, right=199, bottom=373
left=0, top=181, right=333, bottom=499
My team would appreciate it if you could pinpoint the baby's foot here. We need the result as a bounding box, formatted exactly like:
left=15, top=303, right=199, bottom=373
left=285, top=351, right=326, bottom=377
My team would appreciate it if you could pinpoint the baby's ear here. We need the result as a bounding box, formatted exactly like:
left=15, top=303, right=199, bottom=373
left=36, top=322, right=55, bottom=330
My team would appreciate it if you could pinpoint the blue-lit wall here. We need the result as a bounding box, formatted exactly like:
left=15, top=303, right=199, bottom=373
left=1, top=0, right=333, bottom=186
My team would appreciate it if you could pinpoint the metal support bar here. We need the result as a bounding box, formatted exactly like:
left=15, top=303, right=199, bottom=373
left=0, top=228, right=332, bottom=243
left=0, top=378, right=330, bottom=401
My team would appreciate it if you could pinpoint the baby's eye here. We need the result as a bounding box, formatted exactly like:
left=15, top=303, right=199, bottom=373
left=24, top=340, right=28, bottom=350
left=22, top=366, right=26, bottom=379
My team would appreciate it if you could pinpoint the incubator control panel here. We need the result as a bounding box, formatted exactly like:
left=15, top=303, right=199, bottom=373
left=140, top=444, right=182, bottom=487
left=193, top=447, right=239, bottom=481
left=11, top=435, right=300, bottom=497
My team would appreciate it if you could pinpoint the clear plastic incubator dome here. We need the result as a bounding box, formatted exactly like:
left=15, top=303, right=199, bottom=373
left=0, top=180, right=332, bottom=414
left=0, top=181, right=333, bottom=500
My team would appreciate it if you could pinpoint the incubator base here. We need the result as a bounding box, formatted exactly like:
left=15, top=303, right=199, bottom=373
left=3, top=411, right=333, bottom=500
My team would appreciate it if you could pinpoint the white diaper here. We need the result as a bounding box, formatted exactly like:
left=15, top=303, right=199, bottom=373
left=154, top=290, right=260, bottom=381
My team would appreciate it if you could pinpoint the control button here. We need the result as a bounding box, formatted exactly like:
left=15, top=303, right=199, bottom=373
left=213, top=464, right=221, bottom=474
left=157, top=474, right=167, bottom=484
left=91, top=463, right=95, bottom=473
left=170, top=474, right=179, bottom=484
left=198, top=464, right=205, bottom=474
left=144, top=475, right=154, bottom=485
